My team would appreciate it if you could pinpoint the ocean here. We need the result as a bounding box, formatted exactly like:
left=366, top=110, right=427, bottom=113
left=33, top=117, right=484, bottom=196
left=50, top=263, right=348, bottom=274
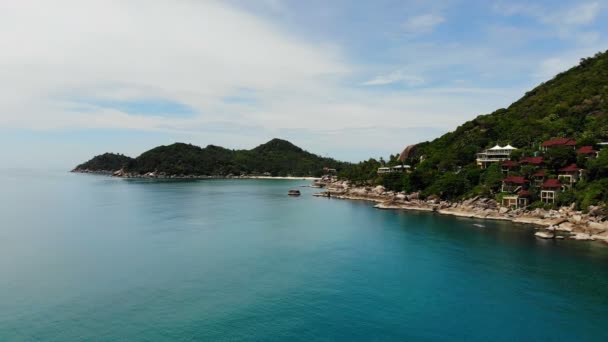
left=1, top=170, right=607, bottom=341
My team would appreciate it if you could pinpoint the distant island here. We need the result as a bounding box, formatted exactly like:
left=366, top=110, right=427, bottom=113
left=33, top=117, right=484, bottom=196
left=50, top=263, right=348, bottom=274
left=73, top=138, right=349, bottom=178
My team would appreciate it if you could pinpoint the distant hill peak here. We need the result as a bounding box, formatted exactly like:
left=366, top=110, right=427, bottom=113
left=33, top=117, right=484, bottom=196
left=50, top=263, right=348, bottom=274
left=254, top=138, right=304, bottom=153
left=73, top=138, right=347, bottom=177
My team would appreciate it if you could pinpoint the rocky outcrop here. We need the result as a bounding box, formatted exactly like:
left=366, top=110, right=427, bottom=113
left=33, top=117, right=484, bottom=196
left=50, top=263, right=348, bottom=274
left=318, top=180, right=608, bottom=244
left=398, top=144, right=418, bottom=162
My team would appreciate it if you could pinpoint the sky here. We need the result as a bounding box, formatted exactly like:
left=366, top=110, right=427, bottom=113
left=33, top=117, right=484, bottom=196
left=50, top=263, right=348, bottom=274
left=1, top=0, right=608, bottom=168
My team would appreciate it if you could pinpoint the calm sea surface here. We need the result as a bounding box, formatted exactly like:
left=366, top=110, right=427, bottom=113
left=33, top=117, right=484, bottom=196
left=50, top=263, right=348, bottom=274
left=1, top=170, right=608, bottom=341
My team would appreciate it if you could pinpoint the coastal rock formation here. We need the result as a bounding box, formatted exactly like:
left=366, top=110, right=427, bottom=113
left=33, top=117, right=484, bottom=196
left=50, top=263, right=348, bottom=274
left=319, top=179, right=608, bottom=244
left=398, top=144, right=418, bottom=162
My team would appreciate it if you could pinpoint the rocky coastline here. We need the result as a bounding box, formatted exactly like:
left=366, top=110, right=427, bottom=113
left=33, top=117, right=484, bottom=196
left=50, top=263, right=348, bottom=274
left=314, top=177, right=608, bottom=244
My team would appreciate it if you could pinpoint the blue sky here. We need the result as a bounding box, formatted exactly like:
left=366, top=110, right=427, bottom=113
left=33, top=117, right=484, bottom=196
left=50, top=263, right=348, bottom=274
left=1, top=0, right=607, bottom=168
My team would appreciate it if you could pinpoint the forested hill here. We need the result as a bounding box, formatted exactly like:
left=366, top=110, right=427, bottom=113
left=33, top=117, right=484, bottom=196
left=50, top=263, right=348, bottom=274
left=73, top=139, right=348, bottom=177
left=342, top=49, right=608, bottom=208
left=413, top=50, right=608, bottom=170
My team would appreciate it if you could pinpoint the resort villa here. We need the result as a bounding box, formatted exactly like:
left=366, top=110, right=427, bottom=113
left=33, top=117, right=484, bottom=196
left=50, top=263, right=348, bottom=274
left=503, top=190, right=530, bottom=208
left=558, top=163, right=582, bottom=189
left=577, top=146, right=599, bottom=158
left=532, top=170, right=546, bottom=187
left=501, top=176, right=527, bottom=193
left=494, top=137, right=603, bottom=207
left=377, top=165, right=411, bottom=174
left=541, top=179, right=562, bottom=203
left=541, top=138, right=576, bottom=151
left=501, top=176, right=530, bottom=208
left=476, top=144, right=517, bottom=169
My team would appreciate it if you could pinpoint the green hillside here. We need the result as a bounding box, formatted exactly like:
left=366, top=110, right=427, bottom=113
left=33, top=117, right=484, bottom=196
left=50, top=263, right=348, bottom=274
left=73, top=153, right=134, bottom=172
left=343, top=50, right=608, bottom=209
left=74, top=139, right=348, bottom=177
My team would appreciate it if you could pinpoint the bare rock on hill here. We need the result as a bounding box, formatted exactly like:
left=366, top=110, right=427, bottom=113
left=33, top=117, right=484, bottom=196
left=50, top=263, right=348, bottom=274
left=398, top=144, right=418, bottom=162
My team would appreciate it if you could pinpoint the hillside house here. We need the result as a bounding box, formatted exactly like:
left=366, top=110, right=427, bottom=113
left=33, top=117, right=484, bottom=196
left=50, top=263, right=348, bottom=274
left=476, top=144, right=517, bottom=169
left=501, top=176, right=527, bottom=193
left=576, top=146, right=599, bottom=158
left=532, top=170, right=546, bottom=187
left=519, top=156, right=544, bottom=166
left=377, top=165, right=411, bottom=174
left=542, top=138, right=576, bottom=151
left=501, top=160, right=518, bottom=173
left=541, top=179, right=561, bottom=203
left=502, top=190, right=530, bottom=208
left=558, top=163, right=582, bottom=188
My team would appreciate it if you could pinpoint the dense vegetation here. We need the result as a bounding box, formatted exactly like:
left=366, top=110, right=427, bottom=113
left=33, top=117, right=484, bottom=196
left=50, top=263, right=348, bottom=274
left=340, top=50, right=608, bottom=209
left=74, top=139, right=348, bottom=177
left=74, top=153, right=134, bottom=172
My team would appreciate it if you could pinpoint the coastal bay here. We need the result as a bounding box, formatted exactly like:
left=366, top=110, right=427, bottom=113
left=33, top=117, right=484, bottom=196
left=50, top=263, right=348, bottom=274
left=1, top=170, right=608, bottom=341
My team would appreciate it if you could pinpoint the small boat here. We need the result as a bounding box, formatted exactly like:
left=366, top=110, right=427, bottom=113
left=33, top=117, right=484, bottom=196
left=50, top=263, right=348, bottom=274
left=288, top=190, right=301, bottom=196
left=472, top=224, right=485, bottom=228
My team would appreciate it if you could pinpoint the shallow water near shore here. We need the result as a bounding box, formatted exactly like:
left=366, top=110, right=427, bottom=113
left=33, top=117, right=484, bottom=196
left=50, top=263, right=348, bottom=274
left=1, top=170, right=608, bottom=341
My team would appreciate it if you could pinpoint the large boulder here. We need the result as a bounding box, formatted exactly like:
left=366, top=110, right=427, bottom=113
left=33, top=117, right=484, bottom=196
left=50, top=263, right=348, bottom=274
left=373, top=185, right=386, bottom=194
left=588, top=206, right=605, bottom=217
left=398, top=144, right=418, bottom=162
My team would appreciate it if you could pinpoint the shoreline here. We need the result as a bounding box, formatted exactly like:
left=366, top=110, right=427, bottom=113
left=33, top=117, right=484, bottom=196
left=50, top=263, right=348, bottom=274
left=315, top=179, right=608, bottom=244
left=71, top=169, right=319, bottom=181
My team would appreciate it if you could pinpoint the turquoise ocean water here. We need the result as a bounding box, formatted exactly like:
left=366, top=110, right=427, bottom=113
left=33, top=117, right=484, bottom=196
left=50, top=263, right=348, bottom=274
left=1, top=170, right=607, bottom=341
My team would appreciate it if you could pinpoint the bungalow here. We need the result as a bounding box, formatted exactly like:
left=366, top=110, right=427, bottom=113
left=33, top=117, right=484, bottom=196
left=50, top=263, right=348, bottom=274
left=501, top=176, right=527, bottom=193
left=476, top=144, right=517, bottom=169
left=532, top=170, right=546, bottom=187
left=541, top=179, right=561, bottom=203
left=519, top=156, right=544, bottom=166
left=576, top=146, right=599, bottom=158
left=502, top=190, right=530, bottom=209
left=377, top=165, right=411, bottom=174
left=542, top=138, right=576, bottom=151
left=501, top=160, right=518, bottom=173
left=558, top=163, right=582, bottom=188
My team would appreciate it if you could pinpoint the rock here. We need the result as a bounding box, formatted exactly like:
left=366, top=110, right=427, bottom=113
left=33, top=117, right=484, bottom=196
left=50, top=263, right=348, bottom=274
left=556, top=222, right=575, bottom=232
left=499, top=207, right=510, bottom=214
left=571, top=233, right=595, bottom=241
left=395, top=194, right=406, bottom=201
left=535, top=231, right=554, bottom=239
left=588, top=221, right=607, bottom=234
left=571, top=214, right=583, bottom=223
left=373, top=185, right=385, bottom=194
left=351, top=188, right=368, bottom=196
left=408, top=192, right=420, bottom=200
left=588, top=206, right=605, bottom=217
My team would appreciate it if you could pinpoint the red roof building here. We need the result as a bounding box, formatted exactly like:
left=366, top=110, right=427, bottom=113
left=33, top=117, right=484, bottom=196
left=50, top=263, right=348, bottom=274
left=520, top=156, right=544, bottom=165
left=517, top=190, right=530, bottom=197
left=542, top=179, right=561, bottom=188
left=577, top=146, right=598, bottom=156
left=532, top=170, right=546, bottom=177
left=503, top=176, right=527, bottom=184
left=559, top=163, right=580, bottom=173
left=501, top=160, right=518, bottom=168
left=542, top=138, right=576, bottom=148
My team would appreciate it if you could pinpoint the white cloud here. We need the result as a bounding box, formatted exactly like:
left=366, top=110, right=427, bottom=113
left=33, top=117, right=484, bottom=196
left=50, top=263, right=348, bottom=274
left=495, top=1, right=602, bottom=27
left=402, top=14, right=445, bottom=34
left=561, top=2, right=601, bottom=26
left=361, top=70, right=424, bottom=86
left=0, top=0, right=568, bottom=165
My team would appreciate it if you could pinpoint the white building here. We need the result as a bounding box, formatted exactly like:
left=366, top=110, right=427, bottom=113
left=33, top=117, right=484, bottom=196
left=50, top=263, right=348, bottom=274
left=476, top=144, right=517, bottom=169
left=377, top=165, right=411, bottom=174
